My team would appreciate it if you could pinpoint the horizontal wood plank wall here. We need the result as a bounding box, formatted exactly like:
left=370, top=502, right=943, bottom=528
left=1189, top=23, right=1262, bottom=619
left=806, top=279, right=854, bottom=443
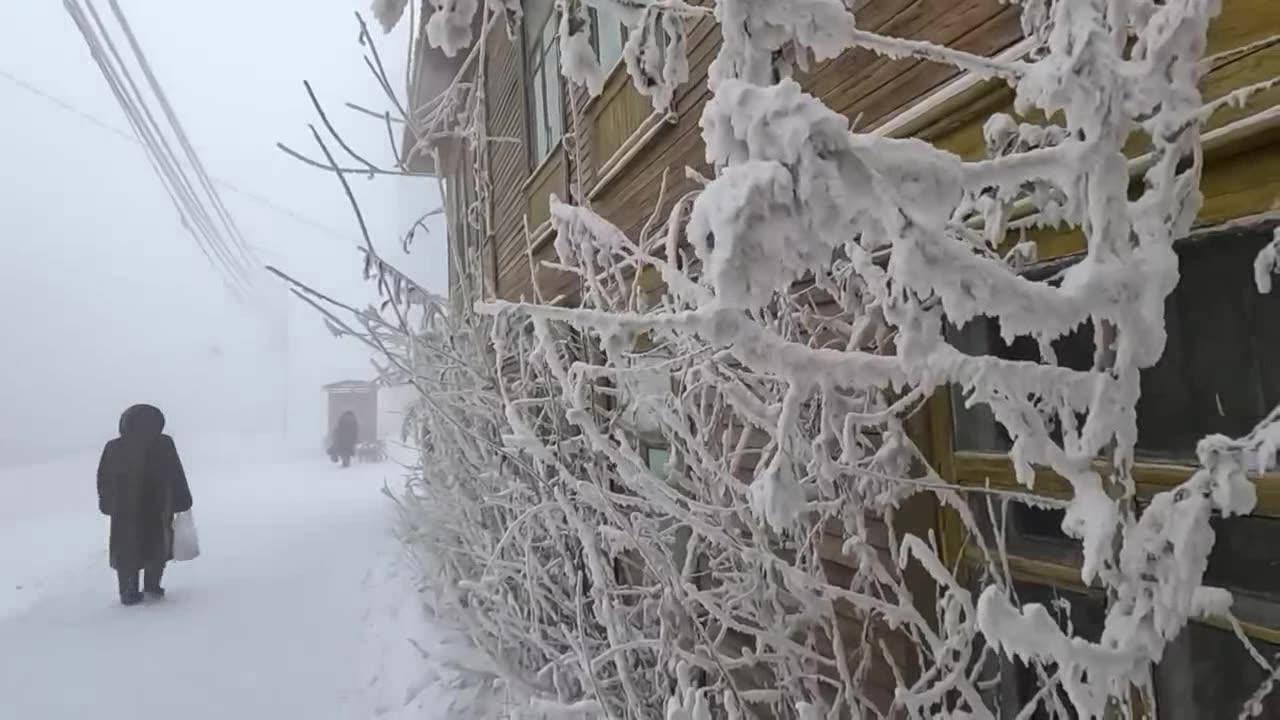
left=439, top=137, right=484, bottom=305
left=475, top=2, right=1041, bottom=678
left=447, top=5, right=1059, bottom=709
left=568, top=75, right=598, bottom=195
left=527, top=153, right=567, bottom=230
left=481, top=0, right=1277, bottom=301
left=590, top=16, right=720, bottom=242
left=802, top=0, right=1021, bottom=128
left=916, top=0, right=1280, bottom=259
left=916, top=0, right=1280, bottom=593
left=588, top=67, right=650, bottom=187
left=1206, top=0, right=1280, bottom=56
left=485, top=28, right=532, bottom=301
left=495, top=151, right=571, bottom=301
left=1194, top=0, right=1280, bottom=225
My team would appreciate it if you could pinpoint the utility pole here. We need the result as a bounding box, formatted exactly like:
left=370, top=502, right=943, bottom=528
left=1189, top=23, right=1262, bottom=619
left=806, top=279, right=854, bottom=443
left=280, top=282, right=290, bottom=442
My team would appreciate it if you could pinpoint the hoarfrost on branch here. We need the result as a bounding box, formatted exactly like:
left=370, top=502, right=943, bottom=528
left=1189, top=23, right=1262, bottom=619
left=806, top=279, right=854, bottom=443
left=294, top=0, right=1280, bottom=716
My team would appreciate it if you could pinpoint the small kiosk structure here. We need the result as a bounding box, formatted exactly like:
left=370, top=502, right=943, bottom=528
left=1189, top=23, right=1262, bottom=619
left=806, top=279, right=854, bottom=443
left=323, top=380, right=378, bottom=446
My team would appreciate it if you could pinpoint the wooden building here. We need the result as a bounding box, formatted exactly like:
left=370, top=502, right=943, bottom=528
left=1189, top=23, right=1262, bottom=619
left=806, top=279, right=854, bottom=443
left=411, top=1, right=1280, bottom=715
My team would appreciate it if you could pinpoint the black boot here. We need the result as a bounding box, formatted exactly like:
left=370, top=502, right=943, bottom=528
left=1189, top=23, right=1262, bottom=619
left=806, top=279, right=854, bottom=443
left=118, top=570, right=143, bottom=606
left=143, top=563, right=166, bottom=598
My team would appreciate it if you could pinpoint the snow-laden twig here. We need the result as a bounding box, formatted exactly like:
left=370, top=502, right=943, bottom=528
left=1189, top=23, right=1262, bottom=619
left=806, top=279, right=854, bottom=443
left=280, top=1, right=1280, bottom=718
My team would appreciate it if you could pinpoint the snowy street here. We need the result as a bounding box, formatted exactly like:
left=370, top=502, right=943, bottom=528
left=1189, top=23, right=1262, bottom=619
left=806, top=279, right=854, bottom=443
left=0, top=442, right=451, bottom=719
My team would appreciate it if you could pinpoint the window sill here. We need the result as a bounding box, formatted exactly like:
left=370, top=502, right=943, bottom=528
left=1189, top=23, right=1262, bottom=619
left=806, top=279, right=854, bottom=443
left=871, top=37, right=1033, bottom=139
left=522, top=141, right=565, bottom=194
left=588, top=109, right=678, bottom=200
left=580, top=57, right=629, bottom=115
left=960, top=547, right=1280, bottom=645
left=952, top=450, right=1280, bottom=517
left=990, top=106, right=1280, bottom=255
left=505, top=218, right=566, bottom=304
left=528, top=217, right=555, bottom=252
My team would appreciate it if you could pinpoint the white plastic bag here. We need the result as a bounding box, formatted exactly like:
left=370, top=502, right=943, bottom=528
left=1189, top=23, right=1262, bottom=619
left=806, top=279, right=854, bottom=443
left=172, top=511, right=200, bottom=561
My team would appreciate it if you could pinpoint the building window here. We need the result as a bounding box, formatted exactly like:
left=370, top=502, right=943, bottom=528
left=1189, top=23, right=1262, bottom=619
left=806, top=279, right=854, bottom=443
left=525, top=0, right=564, bottom=167
left=1155, top=622, right=1280, bottom=718
left=972, top=580, right=1108, bottom=718
left=1197, top=513, right=1280, bottom=628
left=645, top=445, right=670, bottom=475
left=591, top=5, right=626, bottom=72
left=962, top=468, right=1280, bottom=717
left=945, top=224, right=1280, bottom=718
left=966, top=494, right=1083, bottom=568
left=1134, top=229, right=1280, bottom=460
left=949, top=307, right=1093, bottom=455
left=949, top=223, right=1280, bottom=463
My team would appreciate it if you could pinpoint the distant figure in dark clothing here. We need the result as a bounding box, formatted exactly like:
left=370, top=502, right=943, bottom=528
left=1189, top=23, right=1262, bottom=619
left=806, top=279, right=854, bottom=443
left=329, top=411, right=359, bottom=468
left=96, top=405, right=193, bottom=606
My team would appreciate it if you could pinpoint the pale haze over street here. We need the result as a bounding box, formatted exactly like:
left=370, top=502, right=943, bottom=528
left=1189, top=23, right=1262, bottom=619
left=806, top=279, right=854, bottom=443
left=0, top=2, right=456, bottom=717
left=5, top=1, right=1262, bottom=718
left=0, top=0, right=446, bottom=465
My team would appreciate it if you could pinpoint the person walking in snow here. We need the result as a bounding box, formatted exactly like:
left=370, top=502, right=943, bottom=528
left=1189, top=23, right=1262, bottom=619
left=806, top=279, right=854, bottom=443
left=329, top=410, right=359, bottom=468
left=96, top=404, right=193, bottom=606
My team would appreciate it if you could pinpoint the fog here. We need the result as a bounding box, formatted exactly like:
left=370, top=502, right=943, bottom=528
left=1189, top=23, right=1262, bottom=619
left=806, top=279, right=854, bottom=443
left=0, top=1, right=445, bottom=466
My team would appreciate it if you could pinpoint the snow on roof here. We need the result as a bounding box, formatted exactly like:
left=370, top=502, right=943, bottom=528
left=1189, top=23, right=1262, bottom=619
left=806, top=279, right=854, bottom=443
left=322, top=380, right=376, bottom=391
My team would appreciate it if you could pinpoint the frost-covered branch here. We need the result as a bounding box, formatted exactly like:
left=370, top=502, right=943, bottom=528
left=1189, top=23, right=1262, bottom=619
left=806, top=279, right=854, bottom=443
left=275, top=1, right=1280, bottom=717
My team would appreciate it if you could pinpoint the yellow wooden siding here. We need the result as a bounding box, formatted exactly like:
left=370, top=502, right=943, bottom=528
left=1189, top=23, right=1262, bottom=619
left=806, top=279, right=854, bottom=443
left=484, top=26, right=533, bottom=301
left=462, top=0, right=1280, bottom=654
left=811, top=1, right=1022, bottom=128
left=911, top=0, right=1280, bottom=261
left=1205, top=0, right=1280, bottom=57
left=525, top=150, right=565, bottom=232
left=590, top=70, right=652, bottom=174
left=915, top=1, right=1280, bottom=657
left=589, top=18, right=722, bottom=243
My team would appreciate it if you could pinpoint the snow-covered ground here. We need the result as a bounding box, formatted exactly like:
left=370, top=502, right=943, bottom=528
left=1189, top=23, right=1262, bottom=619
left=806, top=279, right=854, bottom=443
left=0, top=439, right=457, bottom=719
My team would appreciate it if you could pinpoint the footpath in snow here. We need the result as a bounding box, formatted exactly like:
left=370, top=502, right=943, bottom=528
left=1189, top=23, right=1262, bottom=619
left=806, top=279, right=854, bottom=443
left=0, top=440, right=461, bottom=719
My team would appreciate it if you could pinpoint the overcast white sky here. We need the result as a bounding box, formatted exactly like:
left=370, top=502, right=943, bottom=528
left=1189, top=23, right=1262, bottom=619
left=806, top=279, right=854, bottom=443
left=0, top=1, right=447, bottom=465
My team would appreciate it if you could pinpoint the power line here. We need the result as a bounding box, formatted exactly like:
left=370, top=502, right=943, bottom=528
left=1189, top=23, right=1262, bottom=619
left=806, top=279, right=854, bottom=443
left=0, top=64, right=356, bottom=245
left=69, top=0, right=254, bottom=296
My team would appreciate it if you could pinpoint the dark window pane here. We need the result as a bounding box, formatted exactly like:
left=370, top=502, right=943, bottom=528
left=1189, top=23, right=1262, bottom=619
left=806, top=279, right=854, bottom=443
left=971, top=579, right=1106, bottom=718
left=949, top=318, right=1011, bottom=453
left=967, top=495, right=1082, bottom=567
left=1136, top=229, right=1280, bottom=460
left=1198, top=514, right=1280, bottom=628
left=948, top=314, right=1094, bottom=454
left=1155, top=622, right=1280, bottom=719
left=950, top=222, right=1280, bottom=462
left=1005, top=583, right=1106, bottom=720
left=1012, top=505, right=1069, bottom=543
left=951, top=396, right=1007, bottom=453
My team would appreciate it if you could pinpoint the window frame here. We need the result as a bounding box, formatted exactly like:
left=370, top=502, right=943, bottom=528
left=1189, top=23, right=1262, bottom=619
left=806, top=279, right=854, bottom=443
left=948, top=225, right=1280, bottom=466
left=924, top=218, right=1280, bottom=668
left=939, top=219, right=1280, bottom=521
left=589, top=5, right=627, bottom=76
left=972, top=577, right=1110, bottom=717
left=522, top=0, right=566, bottom=171
left=644, top=444, right=670, bottom=476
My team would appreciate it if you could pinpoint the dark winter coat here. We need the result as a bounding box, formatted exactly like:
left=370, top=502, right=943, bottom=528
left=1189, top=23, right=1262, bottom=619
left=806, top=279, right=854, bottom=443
left=332, top=411, right=359, bottom=457
left=96, top=405, right=193, bottom=571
